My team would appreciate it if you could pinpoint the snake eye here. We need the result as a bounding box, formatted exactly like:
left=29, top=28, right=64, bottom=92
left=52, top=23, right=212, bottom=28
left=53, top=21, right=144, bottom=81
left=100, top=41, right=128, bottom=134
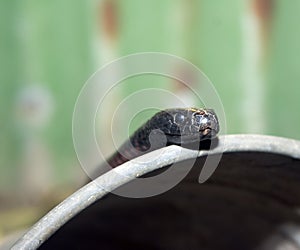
left=199, top=116, right=209, bottom=126
left=194, top=114, right=209, bottom=130
left=174, top=113, right=185, bottom=124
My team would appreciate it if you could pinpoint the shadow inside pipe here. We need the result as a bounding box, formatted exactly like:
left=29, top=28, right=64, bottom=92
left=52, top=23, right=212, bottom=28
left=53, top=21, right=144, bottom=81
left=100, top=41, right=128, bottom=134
left=40, top=152, right=300, bottom=250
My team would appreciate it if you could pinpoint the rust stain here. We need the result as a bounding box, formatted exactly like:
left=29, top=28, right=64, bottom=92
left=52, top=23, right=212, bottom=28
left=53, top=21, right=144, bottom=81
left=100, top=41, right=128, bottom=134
left=252, top=0, right=274, bottom=22
left=252, top=0, right=275, bottom=58
left=99, top=0, right=118, bottom=40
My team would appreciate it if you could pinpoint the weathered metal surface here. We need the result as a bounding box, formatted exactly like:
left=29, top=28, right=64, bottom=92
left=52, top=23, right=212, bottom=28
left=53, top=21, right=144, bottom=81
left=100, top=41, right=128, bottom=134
left=12, top=135, right=300, bottom=250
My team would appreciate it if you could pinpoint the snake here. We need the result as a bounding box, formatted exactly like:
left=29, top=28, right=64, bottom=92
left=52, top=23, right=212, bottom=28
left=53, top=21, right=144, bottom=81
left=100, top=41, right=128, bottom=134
left=106, top=107, right=219, bottom=168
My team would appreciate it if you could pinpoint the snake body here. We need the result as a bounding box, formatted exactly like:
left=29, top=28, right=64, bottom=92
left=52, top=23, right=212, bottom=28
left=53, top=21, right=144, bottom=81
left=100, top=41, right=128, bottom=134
left=107, top=108, right=219, bottom=168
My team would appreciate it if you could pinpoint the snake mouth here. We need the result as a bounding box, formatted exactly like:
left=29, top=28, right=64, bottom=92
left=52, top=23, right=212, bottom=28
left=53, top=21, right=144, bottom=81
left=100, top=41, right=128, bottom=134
left=201, top=128, right=218, bottom=139
left=202, top=128, right=211, bottom=136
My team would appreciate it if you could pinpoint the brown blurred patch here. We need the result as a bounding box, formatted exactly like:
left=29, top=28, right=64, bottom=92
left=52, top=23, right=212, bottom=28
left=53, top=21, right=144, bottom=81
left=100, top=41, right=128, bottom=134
left=99, top=0, right=119, bottom=40
left=252, top=0, right=274, bottom=23
left=252, top=0, right=275, bottom=60
left=252, top=0, right=274, bottom=40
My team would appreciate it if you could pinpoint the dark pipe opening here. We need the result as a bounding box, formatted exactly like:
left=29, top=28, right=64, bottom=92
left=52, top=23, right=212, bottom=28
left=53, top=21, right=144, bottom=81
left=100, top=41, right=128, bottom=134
left=40, top=152, right=300, bottom=250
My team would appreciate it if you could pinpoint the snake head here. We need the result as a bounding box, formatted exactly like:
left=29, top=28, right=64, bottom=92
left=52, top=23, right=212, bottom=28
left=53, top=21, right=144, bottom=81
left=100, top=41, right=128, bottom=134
left=191, top=108, right=219, bottom=140
left=154, top=107, right=219, bottom=145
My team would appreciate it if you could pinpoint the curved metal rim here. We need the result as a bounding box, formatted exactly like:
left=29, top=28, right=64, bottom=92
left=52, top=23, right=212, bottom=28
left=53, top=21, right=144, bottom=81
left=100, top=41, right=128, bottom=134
left=12, top=134, right=300, bottom=250
left=200, top=134, right=300, bottom=159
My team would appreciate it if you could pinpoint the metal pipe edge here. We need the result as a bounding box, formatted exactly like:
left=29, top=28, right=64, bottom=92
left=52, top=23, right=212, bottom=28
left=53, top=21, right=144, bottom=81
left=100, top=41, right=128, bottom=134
left=11, top=134, right=300, bottom=250
left=199, top=134, right=300, bottom=159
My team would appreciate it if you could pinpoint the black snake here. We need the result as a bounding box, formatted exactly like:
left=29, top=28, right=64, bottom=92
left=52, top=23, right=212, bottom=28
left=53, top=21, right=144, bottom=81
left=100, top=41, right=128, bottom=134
left=106, top=107, right=219, bottom=168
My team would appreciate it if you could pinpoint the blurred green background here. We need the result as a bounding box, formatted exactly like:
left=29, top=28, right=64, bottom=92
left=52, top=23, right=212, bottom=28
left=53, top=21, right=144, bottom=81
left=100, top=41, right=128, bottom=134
left=0, top=0, right=300, bottom=240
